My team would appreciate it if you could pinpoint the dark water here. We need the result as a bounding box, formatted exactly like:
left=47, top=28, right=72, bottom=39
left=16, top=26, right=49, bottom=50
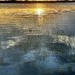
left=0, top=3, right=75, bottom=75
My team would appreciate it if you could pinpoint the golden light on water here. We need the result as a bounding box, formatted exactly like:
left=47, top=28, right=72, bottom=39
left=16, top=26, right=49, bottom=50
left=36, top=8, right=44, bottom=15
left=35, top=8, right=44, bottom=25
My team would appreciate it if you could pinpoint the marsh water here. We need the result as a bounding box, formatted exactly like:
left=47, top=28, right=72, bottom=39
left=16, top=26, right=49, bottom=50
left=0, top=3, right=75, bottom=75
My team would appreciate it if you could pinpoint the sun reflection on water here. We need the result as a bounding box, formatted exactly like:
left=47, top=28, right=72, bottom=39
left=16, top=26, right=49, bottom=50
left=36, top=8, right=44, bottom=15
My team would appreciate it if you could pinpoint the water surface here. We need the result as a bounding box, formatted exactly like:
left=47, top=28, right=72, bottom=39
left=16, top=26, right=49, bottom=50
left=0, top=3, right=75, bottom=75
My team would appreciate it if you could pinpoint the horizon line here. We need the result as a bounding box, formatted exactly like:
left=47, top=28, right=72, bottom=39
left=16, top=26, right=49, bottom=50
left=0, top=1, right=75, bottom=3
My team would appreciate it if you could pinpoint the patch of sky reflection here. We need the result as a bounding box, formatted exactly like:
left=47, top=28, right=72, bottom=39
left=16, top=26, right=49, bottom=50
left=0, top=36, right=24, bottom=49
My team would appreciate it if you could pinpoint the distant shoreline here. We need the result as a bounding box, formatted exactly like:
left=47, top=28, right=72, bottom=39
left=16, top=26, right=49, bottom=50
left=0, top=1, right=75, bottom=3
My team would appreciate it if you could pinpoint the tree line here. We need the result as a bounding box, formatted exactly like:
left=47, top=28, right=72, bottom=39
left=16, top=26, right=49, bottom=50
left=1, top=0, right=75, bottom=1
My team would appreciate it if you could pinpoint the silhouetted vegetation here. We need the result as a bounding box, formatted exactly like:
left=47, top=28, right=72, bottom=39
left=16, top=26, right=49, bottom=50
left=0, top=0, right=75, bottom=2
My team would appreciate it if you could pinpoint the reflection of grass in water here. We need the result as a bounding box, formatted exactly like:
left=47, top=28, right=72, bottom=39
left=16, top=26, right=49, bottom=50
left=46, top=43, right=70, bottom=54
left=46, top=39, right=75, bottom=63
left=17, top=35, right=41, bottom=51
left=20, top=61, right=39, bottom=75
left=60, top=66, right=65, bottom=75
left=17, top=38, right=32, bottom=52
left=19, top=42, right=31, bottom=51
left=53, top=29, right=74, bottom=36
left=0, top=63, right=10, bottom=66
left=33, top=42, right=40, bottom=50
left=68, top=64, right=73, bottom=72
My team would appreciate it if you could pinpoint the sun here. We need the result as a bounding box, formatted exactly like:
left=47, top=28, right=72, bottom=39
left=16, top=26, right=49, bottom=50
left=36, top=8, right=43, bottom=15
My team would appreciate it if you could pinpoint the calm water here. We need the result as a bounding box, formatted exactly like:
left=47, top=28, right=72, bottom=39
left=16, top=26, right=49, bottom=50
left=0, top=3, right=75, bottom=75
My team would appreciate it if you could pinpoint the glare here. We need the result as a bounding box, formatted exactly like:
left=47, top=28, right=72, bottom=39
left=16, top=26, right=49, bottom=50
left=36, top=8, right=43, bottom=15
